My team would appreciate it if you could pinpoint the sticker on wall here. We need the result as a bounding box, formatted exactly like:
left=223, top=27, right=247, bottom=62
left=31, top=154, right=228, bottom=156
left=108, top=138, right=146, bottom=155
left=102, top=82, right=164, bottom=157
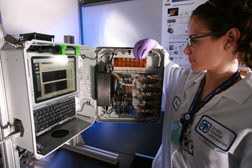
left=165, top=0, right=171, bottom=5
left=167, top=42, right=189, bottom=67
left=168, top=8, right=179, bottom=17
left=172, top=0, right=195, bottom=6
left=172, top=0, right=191, bottom=2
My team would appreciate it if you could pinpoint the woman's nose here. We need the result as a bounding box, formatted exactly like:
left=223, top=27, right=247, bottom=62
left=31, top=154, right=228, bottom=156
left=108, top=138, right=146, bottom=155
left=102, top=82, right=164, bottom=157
left=183, top=43, right=191, bottom=55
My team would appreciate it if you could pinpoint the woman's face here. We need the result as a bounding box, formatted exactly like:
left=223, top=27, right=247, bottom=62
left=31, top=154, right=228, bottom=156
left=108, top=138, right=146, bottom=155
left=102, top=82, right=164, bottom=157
left=183, top=16, right=228, bottom=72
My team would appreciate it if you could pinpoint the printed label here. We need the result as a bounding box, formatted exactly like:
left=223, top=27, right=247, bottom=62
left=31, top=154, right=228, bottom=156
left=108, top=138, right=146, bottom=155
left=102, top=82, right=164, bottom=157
left=195, top=115, right=236, bottom=151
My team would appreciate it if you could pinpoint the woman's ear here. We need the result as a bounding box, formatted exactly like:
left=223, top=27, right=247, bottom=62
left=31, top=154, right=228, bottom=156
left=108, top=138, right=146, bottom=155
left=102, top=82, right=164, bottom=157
left=224, top=28, right=240, bottom=51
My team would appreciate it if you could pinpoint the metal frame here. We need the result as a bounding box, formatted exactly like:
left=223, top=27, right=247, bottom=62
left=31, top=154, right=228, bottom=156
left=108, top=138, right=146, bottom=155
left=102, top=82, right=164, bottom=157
left=63, top=135, right=119, bottom=165
left=0, top=53, right=20, bottom=168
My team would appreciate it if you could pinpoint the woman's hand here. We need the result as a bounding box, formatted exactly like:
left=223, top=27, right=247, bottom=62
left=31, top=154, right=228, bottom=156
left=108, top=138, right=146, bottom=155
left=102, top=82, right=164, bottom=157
left=133, top=38, right=160, bottom=59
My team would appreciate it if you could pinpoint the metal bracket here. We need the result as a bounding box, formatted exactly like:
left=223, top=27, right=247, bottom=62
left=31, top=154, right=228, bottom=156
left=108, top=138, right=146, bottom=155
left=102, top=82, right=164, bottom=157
left=62, top=134, right=119, bottom=165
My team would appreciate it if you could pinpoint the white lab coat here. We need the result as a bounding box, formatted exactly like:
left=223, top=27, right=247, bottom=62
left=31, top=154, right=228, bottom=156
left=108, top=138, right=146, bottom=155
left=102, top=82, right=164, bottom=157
left=152, top=52, right=252, bottom=168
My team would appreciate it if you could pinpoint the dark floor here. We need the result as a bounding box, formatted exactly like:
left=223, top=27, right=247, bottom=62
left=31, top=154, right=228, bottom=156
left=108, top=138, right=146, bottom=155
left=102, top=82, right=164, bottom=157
left=34, top=148, right=153, bottom=168
left=81, top=115, right=164, bottom=158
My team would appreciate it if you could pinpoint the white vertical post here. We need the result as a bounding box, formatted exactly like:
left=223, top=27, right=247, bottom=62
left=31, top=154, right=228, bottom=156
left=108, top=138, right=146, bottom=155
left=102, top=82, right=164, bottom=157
left=0, top=16, right=20, bottom=167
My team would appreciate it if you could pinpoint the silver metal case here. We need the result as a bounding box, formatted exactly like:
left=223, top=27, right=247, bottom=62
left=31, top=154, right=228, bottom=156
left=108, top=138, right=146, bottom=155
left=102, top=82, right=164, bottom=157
left=0, top=40, right=166, bottom=159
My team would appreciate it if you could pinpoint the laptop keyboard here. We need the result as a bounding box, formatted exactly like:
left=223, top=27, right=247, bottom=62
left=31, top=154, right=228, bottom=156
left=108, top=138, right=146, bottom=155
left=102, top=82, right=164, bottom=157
left=34, top=97, right=75, bottom=134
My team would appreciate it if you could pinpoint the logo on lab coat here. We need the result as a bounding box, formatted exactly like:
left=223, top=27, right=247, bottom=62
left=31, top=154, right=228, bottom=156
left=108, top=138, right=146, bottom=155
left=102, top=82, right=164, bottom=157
left=195, top=115, right=237, bottom=151
left=172, top=96, right=181, bottom=111
left=199, top=120, right=212, bottom=133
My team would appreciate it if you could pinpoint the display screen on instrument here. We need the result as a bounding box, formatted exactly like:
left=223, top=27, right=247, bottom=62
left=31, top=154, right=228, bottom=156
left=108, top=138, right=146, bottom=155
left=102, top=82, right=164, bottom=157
left=31, top=56, right=76, bottom=103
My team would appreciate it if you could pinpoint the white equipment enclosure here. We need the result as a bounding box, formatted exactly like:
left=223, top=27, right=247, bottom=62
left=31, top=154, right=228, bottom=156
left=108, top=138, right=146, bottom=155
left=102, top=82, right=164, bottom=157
left=0, top=40, right=165, bottom=160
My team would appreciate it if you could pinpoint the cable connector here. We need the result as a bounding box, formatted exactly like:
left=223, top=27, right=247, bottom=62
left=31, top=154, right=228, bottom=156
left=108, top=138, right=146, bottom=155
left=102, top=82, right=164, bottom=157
left=0, top=119, right=24, bottom=145
left=14, top=119, right=24, bottom=137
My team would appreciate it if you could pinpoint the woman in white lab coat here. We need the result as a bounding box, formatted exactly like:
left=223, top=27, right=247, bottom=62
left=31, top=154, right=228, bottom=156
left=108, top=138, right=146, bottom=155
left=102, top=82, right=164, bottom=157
left=133, top=0, right=252, bottom=167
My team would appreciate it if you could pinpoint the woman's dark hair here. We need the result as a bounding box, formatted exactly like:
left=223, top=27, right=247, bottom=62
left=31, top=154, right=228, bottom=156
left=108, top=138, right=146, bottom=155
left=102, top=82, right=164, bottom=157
left=192, top=0, right=252, bottom=68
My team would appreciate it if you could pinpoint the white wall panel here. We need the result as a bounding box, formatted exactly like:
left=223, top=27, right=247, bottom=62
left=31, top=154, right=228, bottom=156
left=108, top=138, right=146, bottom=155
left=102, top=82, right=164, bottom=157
left=0, top=0, right=80, bottom=44
left=82, top=0, right=162, bottom=47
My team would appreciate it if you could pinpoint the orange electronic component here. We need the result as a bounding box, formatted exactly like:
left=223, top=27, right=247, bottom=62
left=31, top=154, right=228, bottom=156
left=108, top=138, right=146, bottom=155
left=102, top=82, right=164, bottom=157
left=114, top=58, right=146, bottom=67
left=113, top=58, right=146, bottom=72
